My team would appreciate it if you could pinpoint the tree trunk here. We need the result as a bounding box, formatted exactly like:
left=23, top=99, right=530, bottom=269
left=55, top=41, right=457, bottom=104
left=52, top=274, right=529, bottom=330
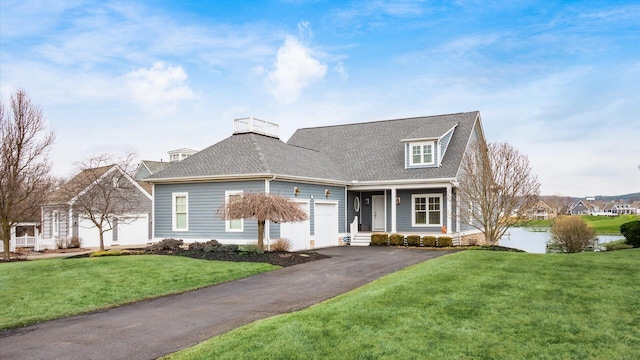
left=257, top=220, right=265, bottom=250
left=99, top=228, right=105, bottom=251
left=1, top=220, right=10, bottom=260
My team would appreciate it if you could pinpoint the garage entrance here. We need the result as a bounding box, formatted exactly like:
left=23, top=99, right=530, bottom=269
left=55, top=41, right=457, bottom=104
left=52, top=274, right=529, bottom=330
left=314, top=201, right=339, bottom=248
left=279, top=201, right=310, bottom=251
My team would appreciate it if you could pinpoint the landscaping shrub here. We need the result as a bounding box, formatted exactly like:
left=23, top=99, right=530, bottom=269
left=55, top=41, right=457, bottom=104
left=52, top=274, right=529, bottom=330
left=242, top=243, right=264, bottom=254
left=389, top=233, right=404, bottom=246
left=220, top=244, right=239, bottom=252
left=271, top=238, right=292, bottom=252
left=188, top=242, right=205, bottom=251
left=68, top=237, right=82, bottom=249
left=549, top=216, right=596, bottom=253
left=370, top=233, right=389, bottom=246
left=406, top=235, right=420, bottom=247
left=438, top=236, right=453, bottom=247
left=620, top=220, right=640, bottom=248
left=422, top=236, right=437, bottom=247
left=147, top=238, right=184, bottom=252
left=54, top=237, right=68, bottom=249
left=603, top=239, right=633, bottom=251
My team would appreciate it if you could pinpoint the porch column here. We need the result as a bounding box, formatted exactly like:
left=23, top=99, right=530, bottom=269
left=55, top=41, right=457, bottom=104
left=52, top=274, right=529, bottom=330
left=446, top=185, right=452, bottom=234
left=391, top=187, right=397, bottom=233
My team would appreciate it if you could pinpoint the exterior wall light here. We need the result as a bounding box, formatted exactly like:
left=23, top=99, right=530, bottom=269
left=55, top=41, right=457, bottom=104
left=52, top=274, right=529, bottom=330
left=294, top=187, right=300, bottom=196
left=396, top=197, right=401, bottom=205
left=325, top=189, right=331, bottom=198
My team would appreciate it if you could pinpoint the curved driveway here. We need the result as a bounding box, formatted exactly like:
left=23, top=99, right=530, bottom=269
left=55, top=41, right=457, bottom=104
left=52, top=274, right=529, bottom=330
left=0, top=247, right=456, bottom=360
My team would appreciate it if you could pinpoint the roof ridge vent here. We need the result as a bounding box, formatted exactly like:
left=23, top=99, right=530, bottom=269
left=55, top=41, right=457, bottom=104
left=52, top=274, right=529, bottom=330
left=234, top=117, right=279, bottom=138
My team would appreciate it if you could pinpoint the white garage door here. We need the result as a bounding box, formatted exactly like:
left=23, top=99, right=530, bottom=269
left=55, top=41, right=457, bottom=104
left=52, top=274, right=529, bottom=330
left=314, top=202, right=339, bottom=249
left=280, top=202, right=310, bottom=251
left=114, top=214, right=149, bottom=246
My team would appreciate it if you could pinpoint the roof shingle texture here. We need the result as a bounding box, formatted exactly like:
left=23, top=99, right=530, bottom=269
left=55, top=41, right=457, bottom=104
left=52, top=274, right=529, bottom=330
left=149, top=111, right=480, bottom=182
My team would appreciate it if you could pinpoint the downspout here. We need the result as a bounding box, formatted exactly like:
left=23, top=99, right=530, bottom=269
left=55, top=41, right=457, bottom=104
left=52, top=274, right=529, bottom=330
left=265, top=175, right=276, bottom=252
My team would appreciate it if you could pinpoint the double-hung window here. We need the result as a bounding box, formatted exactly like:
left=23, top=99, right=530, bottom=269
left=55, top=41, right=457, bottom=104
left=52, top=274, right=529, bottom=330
left=225, top=191, right=243, bottom=232
left=412, top=194, right=442, bottom=226
left=410, top=141, right=435, bottom=166
left=172, top=193, right=188, bottom=231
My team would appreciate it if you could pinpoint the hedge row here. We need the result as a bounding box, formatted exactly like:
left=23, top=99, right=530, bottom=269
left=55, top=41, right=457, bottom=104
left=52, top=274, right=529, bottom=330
left=369, top=233, right=454, bottom=247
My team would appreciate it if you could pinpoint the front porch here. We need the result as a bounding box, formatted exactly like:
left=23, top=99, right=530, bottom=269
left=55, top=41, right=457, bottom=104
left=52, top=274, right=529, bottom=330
left=1, top=223, right=42, bottom=253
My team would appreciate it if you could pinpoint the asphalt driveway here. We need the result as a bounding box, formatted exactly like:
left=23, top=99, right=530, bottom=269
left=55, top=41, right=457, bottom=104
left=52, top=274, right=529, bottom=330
left=0, top=246, right=456, bottom=360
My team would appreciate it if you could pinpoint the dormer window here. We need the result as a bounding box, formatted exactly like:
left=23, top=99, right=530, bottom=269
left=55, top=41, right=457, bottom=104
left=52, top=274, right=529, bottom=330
left=410, top=141, right=435, bottom=166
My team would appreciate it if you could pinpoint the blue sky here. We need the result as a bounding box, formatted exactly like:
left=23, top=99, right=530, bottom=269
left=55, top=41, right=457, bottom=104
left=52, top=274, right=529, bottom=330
left=1, top=0, right=639, bottom=197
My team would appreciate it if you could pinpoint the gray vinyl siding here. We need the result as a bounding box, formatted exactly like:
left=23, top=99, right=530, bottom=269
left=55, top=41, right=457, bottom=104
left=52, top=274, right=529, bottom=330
left=135, top=166, right=152, bottom=180
left=439, top=128, right=454, bottom=160
left=41, top=205, right=70, bottom=240
left=154, top=180, right=265, bottom=240
left=269, top=181, right=346, bottom=235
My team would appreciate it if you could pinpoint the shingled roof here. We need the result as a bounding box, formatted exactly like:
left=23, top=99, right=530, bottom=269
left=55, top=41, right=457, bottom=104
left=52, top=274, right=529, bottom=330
left=148, top=132, right=345, bottom=181
left=148, top=111, right=482, bottom=183
left=287, top=111, right=481, bottom=182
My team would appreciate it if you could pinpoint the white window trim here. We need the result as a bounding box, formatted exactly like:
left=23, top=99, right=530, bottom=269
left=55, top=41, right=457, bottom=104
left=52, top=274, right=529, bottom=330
left=411, top=193, right=443, bottom=227
left=172, top=192, right=189, bottom=232
left=409, top=141, right=436, bottom=166
left=225, top=190, right=244, bottom=232
left=52, top=210, right=59, bottom=236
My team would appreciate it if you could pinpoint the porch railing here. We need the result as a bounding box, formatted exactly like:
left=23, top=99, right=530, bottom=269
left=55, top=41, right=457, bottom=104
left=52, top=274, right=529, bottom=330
left=14, top=235, right=37, bottom=247
left=350, top=216, right=358, bottom=241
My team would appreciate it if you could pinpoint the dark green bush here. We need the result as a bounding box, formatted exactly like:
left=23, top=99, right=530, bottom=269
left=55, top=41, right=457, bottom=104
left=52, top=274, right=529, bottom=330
left=406, top=235, right=420, bottom=247
left=621, top=220, right=640, bottom=248
left=422, top=236, right=437, bottom=247
left=389, top=233, right=404, bottom=246
left=371, top=233, right=389, bottom=246
left=438, top=236, right=453, bottom=247
left=220, top=244, right=239, bottom=252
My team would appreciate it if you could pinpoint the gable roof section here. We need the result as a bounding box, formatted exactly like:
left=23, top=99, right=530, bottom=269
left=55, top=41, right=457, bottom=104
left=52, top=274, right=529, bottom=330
left=143, top=160, right=172, bottom=175
left=149, top=133, right=345, bottom=182
left=46, top=165, right=114, bottom=204
left=46, top=165, right=152, bottom=205
left=287, top=111, right=479, bottom=182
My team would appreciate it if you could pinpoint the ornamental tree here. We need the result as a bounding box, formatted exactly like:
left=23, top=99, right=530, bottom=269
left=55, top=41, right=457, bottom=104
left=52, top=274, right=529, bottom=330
left=217, top=192, right=308, bottom=250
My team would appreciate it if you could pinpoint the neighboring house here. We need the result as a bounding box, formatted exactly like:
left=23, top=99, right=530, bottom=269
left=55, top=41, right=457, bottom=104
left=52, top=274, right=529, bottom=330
left=632, top=201, right=640, bottom=215
left=146, top=112, right=487, bottom=250
left=39, top=165, right=153, bottom=250
left=134, top=160, right=172, bottom=180
left=134, top=148, right=199, bottom=180
left=529, top=201, right=557, bottom=220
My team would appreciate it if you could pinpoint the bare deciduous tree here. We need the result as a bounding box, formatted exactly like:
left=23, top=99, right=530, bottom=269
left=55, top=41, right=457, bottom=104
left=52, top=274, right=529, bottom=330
left=0, top=89, right=55, bottom=260
left=217, top=192, right=308, bottom=250
left=62, top=153, right=146, bottom=251
left=457, top=141, right=540, bottom=245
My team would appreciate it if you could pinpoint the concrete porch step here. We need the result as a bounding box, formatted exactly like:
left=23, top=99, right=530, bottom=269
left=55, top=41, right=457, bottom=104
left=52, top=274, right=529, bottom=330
left=350, top=234, right=371, bottom=247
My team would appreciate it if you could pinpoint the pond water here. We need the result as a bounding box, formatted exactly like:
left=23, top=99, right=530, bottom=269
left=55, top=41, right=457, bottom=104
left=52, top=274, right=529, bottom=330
left=498, top=227, right=625, bottom=254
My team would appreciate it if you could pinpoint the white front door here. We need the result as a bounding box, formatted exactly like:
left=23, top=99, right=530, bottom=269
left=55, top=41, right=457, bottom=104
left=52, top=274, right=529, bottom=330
left=372, top=195, right=385, bottom=231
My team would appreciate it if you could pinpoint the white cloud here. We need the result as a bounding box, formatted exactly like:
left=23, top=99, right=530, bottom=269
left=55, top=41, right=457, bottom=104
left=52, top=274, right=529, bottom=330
left=266, top=37, right=327, bottom=104
left=125, top=62, right=197, bottom=115
left=335, top=61, right=348, bottom=81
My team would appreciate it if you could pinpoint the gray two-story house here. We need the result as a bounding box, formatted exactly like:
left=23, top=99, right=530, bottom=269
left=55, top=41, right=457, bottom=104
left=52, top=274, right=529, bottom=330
left=146, top=111, right=487, bottom=250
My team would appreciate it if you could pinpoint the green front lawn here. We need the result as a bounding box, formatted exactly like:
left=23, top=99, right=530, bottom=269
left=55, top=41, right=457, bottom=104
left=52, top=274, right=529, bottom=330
left=518, top=214, right=639, bottom=234
left=166, top=249, right=640, bottom=359
left=0, top=255, right=277, bottom=330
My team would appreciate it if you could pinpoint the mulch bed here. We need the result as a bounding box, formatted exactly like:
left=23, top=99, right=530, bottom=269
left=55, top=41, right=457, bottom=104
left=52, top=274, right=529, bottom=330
left=151, top=249, right=330, bottom=267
